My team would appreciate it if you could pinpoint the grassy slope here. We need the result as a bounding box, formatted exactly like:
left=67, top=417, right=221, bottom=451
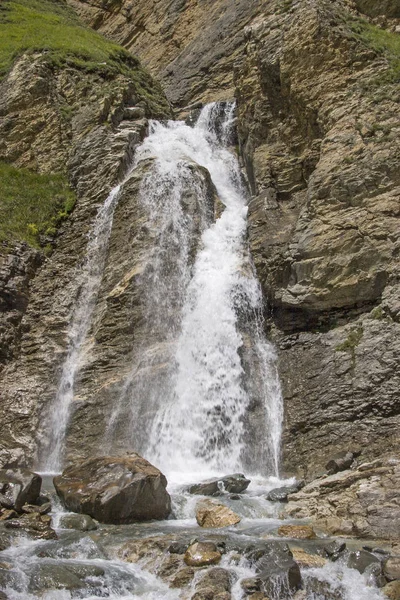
left=0, top=0, right=169, bottom=249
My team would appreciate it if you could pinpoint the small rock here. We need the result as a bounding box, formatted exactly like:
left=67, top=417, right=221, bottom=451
left=347, top=550, right=382, bottom=574
left=384, top=557, right=400, bottom=581
left=277, top=525, right=316, bottom=539
left=58, top=513, right=97, bottom=531
left=323, top=540, right=346, bottom=558
left=188, top=473, right=250, bottom=496
left=184, top=542, right=222, bottom=567
left=267, top=481, right=305, bottom=502
left=5, top=513, right=57, bottom=540
left=291, top=548, right=326, bottom=568
left=196, top=499, right=241, bottom=528
left=0, top=509, right=18, bottom=521
left=241, top=577, right=262, bottom=593
left=383, top=580, right=400, bottom=600
left=0, top=468, right=42, bottom=511
left=169, top=566, right=195, bottom=588
left=22, top=503, right=51, bottom=515
left=325, top=452, right=354, bottom=475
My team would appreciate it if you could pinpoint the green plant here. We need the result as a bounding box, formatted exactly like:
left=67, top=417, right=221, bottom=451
left=335, top=325, right=364, bottom=353
left=0, top=162, right=76, bottom=248
left=370, top=306, right=384, bottom=320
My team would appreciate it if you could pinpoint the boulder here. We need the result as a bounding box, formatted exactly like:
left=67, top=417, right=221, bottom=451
left=383, top=580, right=400, bottom=600
left=53, top=454, right=171, bottom=524
left=255, top=541, right=302, bottom=597
left=322, top=540, right=346, bottom=560
left=278, top=525, right=316, bottom=539
left=58, top=513, right=97, bottom=531
left=184, top=542, right=222, bottom=567
left=28, top=563, right=86, bottom=593
left=193, top=567, right=232, bottom=599
left=325, top=452, right=355, bottom=475
left=196, top=499, right=241, bottom=528
left=267, top=481, right=305, bottom=502
left=188, top=473, right=250, bottom=496
left=346, top=549, right=382, bottom=574
left=0, top=469, right=42, bottom=512
left=384, top=557, right=400, bottom=581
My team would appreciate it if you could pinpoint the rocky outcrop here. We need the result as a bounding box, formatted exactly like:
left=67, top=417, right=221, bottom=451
left=284, top=457, right=400, bottom=540
left=53, top=454, right=171, bottom=523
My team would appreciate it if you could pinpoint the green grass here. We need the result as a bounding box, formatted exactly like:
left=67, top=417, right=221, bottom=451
left=0, top=0, right=141, bottom=79
left=0, top=0, right=170, bottom=115
left=349, top=17, right=400, bottom=85
left=0, top=162, right=75, bottom=249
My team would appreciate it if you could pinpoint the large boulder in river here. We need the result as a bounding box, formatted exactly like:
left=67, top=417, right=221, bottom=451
left=0, top=469, right=42, bottom=512
left=53, top=454, right=171, bottom=524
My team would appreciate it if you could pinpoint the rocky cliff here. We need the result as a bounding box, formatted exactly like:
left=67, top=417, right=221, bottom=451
left=63, top=0, right=400, bottom=478
left=0, top=0, right=399, bottom=488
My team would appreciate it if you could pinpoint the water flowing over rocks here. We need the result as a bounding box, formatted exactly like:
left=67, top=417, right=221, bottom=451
left=53, top=454, right=171, bottom=524
left=187, top=473, right=251, bottom=496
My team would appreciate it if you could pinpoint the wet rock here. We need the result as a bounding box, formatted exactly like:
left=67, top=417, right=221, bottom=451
left=4, top=513, right=57, bottom=540
left=28, top=563, right=86, bottom=593
left=188, top=473, right=250, bottom=496
left=347, top=549, right=383, bottom=574
left=196, top=499, right=241, bottom=528
left=0, top=532, right=12, bottom=551
left=193, top=567, right=232, bottom=600
left=278, top=525, right=316, bottom=539
left=0, top=509, right=18, bottom=521
left=22, top=502, right=51, bottom=515
left=290, top=548, right=326, bottom=568
left=384, top=557, right=400, bottom=581
left=184, top=541, right=222, bottom=567
left=326, top=452, right=355, bottom=475
left=322, top=540, right=346, bottom=559
left=304, top=577, right=342, bottom=600
left=241, top=577, right=262, bottom=593
left=383, top=580, right=400, bottom=600
left=66, top=563, right=105, bottom=579
left=169, top=566, right=195, bottom=588
left=0, top=469, right=41, bottom=511
left=58, top=513, right=97, bottom=531
left=255, top=541, right=302, bottom=597
left=53, top=453, right=171, bottom=524
left=267, top=481, right=305, bottom=502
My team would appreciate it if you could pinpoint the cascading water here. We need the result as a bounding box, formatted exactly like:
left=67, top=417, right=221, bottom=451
left=38, top=185, right=122, bottom=472
left=108, top=102, right=283, bottom=479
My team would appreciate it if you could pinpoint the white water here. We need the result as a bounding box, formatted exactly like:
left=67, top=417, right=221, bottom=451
left=104, top=103, right=284, bottom=479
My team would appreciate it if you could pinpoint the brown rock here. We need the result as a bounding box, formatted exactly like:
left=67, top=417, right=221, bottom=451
left=384, top=557, right=400, bottom=581
left=0, top=510, right=18, bottom=521
left=54, top=454, right=171, bottom=524
left=196, top=499, right=241, bottom=528
left=278, top=525, right=316, bottom=540
left=184, top=542, right=222, bottom=567
left=290, top=548, right=326, bottom=568
left=383, top=581, right=400, bottom=600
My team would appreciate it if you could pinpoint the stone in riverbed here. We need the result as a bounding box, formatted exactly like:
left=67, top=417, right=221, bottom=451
left=255, top=541, right=302, bottom=596
left=384, top=557, right=400, bottom=581
left=192, top=567, right=232, bottom=599
left=383, top=580, right=400, bottom=600
left=0, top=469, right=42, bottom=512
left=290, top=548, right=326, bottom=568
left=58, top=513, right=97, bottom=531
left=184, top=541, right=222, bottom=567
left=196, top=498, right=241, bottom=528
left=187, top=473, right=250, bottom=496
left=53, top=453, right=171, bottom=524
left=278, top=525, right=316, bottom=539
left=5, top=513, right=57, bottom=540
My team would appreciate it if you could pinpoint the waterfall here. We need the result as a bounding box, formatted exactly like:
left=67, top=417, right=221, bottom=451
left=38, top=185, right=122, bottom=472
left=112, top=103, right=283, bottom=480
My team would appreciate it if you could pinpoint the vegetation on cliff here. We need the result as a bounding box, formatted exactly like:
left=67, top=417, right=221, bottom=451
left=0, top=162, right=75, bottom=249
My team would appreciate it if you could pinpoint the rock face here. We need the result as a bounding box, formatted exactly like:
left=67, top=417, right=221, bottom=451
left=195, top=499, right=241, bottom=528
left=53, top=454, right=171, bottom=524
left=284, top=458, right=400, bottom=539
